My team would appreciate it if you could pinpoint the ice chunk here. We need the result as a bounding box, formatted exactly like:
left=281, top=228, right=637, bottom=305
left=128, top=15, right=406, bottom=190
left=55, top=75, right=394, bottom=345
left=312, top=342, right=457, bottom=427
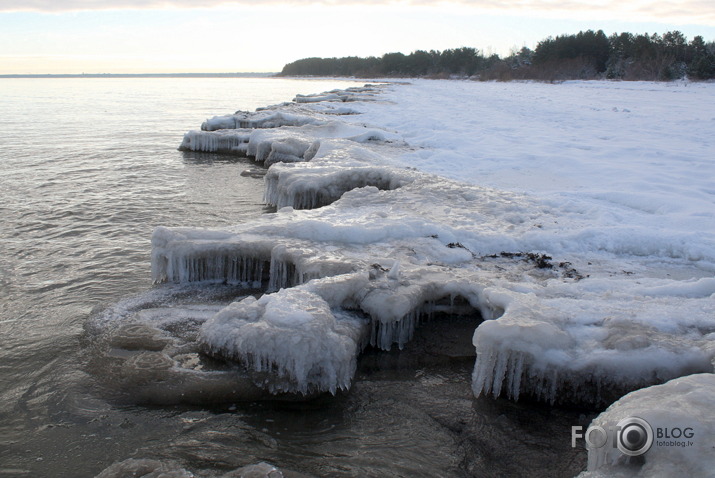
left=151, top=226, right=357, bottom=292
left=94, top=458, right=304, bottom=478
left=179, top=129, right=251, bottom=154
left=245, top=121, right=402, bottom=161
left=181, top=120, right=399, bottom=162
left=199, top=274, right=370, bottom=394
left=471, top=285, right=715, bottom=406
left=577, top=373, right=715, bottom=478
left=151, top=226, right=273, bottom=286
left=293, top=85, right=385, bottom=104
left=262, top=138, right=415, bottom=209
left=95, top=458, right=193, bottom=478
left=263, top=137, right=312, bottom=167
left=85, top=285, right=283, bottom=405
left=222, top=462, right=284, bottom=478
left=294, top=92, right=347, bottom=103
left=202, top=110, right=321, bottom=131
left=264, top=164, right=412, bottom=210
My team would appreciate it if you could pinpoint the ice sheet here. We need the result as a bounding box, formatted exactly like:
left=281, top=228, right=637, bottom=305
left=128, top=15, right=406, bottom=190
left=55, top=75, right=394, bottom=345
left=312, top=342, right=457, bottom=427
left=148, top=80, right=715, bottom=407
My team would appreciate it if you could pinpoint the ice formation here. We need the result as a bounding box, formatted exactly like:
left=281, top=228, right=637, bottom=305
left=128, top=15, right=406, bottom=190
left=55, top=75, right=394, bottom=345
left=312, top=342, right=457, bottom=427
left=95, top=458, right=298, bottom=478
left=471, top=283, right=715, bottom=405
left=201, top=110, right=320, bottom=131
left=98, top=80, right=715, bottom=412
left=263, top=140, right=414, bottom=209
left=180, top=84, right=392, bottom=160
left=577, top=373, right=715, bottom=477
left=199, top=274, right=370, bottom=394
left=94, top=458, right=193, bottom=478
left=85, top=286, right=278, bottom=404
left=180, top=119, right=402, bottom=166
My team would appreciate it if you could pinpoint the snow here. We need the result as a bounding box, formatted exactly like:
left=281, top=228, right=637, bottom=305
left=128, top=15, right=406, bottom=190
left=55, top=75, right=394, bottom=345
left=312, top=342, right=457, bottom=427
left=100, top=79, right=715, bottom=414
left=577, top=373, right=715, bottom=477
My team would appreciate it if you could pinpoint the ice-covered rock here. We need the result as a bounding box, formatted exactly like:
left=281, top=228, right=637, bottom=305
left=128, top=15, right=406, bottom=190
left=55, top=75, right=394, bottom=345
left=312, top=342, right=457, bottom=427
left=472, top=278, right=715, bottom=406
left=200, top=274, right=370, bottom=394
left=94, top=458, right=311, bottom=478
left=180, top=118, right=402, bottom=167
left=85, top=285, right=286, bottom=405
left=202, top=110, right=321, bottom=131
left=263, top=139, right=415, bottom=209
left=221, top=462, right=284, bottom=478
left=293, top=85, right=385, bottom=104
left=150, top=226, right=357, bottom=290
left=179, top=128, right=251, bottom=154
left=576, top=373, right=715, bottom=478
left=150, top=227, right=274, bottom=286
left=95, top=458, right=193, bottom=478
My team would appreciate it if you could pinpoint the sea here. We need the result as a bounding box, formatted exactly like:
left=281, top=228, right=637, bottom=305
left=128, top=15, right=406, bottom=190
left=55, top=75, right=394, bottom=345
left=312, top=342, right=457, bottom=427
left=0, top=77, right=586, bottom=477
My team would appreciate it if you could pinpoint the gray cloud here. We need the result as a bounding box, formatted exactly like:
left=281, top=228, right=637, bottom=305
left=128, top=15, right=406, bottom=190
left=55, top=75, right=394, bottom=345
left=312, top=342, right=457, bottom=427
left=2, top=0, right=714, bottom=25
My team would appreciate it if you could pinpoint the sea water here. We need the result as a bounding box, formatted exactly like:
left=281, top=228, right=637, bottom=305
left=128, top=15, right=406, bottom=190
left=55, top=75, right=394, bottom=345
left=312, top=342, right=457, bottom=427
left=0, top=77, right=586, bottom=477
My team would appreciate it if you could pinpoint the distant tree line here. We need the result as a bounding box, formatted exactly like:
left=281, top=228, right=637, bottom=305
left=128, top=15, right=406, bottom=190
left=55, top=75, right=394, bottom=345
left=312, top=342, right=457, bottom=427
left=278, top=30, right=715, bottom=81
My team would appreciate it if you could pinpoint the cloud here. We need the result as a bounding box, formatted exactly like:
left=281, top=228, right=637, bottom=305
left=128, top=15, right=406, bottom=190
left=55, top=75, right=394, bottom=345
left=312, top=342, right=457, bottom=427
left=2, top=0, right=715, bottom=25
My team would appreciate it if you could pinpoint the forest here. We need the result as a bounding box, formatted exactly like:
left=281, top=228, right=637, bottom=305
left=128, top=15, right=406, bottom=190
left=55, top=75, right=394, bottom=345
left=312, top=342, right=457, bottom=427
left=279, top=30, right=715, bottom=81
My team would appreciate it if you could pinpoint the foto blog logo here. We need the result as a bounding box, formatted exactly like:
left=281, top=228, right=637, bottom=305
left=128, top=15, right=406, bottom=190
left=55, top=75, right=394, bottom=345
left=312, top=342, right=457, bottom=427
left=572, top=416, right=654, bottom=456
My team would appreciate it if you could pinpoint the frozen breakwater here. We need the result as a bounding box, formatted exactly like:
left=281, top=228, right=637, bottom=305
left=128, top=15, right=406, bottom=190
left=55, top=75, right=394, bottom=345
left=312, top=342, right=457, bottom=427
left=91, top=80, right=715, bottom=474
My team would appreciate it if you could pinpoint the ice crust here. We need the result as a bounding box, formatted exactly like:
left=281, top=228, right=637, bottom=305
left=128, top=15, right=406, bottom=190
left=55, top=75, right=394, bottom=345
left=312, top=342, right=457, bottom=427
left=577, top=373, right=715, bottom=477
left=113, top=80, right=715, bottom=407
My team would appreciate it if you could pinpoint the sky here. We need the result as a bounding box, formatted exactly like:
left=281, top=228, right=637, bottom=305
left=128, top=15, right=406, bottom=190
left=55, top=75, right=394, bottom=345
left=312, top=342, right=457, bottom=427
left=1, top=1, right=714, bottom=74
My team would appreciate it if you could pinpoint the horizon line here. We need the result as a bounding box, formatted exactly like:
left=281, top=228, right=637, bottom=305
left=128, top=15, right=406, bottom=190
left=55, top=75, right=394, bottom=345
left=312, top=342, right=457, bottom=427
left=0, top=72, right=279, bottom=78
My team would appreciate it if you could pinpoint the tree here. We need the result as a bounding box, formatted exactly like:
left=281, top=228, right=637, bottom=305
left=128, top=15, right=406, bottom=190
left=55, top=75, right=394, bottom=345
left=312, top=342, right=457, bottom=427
left=688, top=36, right=715, bottom=79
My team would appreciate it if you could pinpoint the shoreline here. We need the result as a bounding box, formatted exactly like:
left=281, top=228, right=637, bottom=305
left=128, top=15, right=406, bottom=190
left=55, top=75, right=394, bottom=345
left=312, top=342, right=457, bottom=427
left=92, top=80, right=715, bottom=476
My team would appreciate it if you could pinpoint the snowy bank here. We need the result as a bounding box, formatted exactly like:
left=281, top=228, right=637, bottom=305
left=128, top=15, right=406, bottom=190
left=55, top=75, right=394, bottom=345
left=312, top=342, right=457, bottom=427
left=93, top=80, right=715, bottom=410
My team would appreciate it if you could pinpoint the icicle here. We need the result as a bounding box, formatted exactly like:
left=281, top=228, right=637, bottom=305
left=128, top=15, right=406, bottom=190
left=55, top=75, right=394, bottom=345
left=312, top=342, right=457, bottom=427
left=178, top=130, right=250, bottom=154
left=158, top=251, right=270, bottom=286
left=268, top=251, right=300, bottom=292
left=387, top=260, right=400, bottom=280
left=368, top=308, right=423, bottom=351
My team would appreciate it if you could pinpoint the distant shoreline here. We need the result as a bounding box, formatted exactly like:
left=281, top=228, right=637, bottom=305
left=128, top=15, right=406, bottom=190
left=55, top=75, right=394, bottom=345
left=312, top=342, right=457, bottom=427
left=0, top=72, right=278, bottom=79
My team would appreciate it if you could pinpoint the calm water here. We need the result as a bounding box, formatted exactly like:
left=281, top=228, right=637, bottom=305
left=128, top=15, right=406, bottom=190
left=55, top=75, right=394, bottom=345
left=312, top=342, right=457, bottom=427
left=0, top=77, right=587, bottom=477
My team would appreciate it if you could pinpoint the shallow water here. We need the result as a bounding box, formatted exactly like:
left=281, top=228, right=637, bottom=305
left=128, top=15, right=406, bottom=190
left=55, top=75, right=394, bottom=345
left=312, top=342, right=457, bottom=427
left=0, top=77, right=587, bottom=477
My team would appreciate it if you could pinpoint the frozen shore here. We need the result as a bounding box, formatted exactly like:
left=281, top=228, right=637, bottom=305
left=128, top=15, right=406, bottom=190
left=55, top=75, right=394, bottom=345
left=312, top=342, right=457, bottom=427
left=167, top=80, right=715, bottom=403
left=91, top=79, right=714, bottom=475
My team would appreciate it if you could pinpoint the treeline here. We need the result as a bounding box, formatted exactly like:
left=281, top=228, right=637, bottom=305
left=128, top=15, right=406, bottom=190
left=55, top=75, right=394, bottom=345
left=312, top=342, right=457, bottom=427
left=279, top=30, right=715, bottom=81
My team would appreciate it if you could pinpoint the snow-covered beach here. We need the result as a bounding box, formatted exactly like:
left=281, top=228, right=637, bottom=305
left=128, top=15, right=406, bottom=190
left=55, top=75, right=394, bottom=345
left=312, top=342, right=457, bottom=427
left=93, top=79, right=714, bottom=476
